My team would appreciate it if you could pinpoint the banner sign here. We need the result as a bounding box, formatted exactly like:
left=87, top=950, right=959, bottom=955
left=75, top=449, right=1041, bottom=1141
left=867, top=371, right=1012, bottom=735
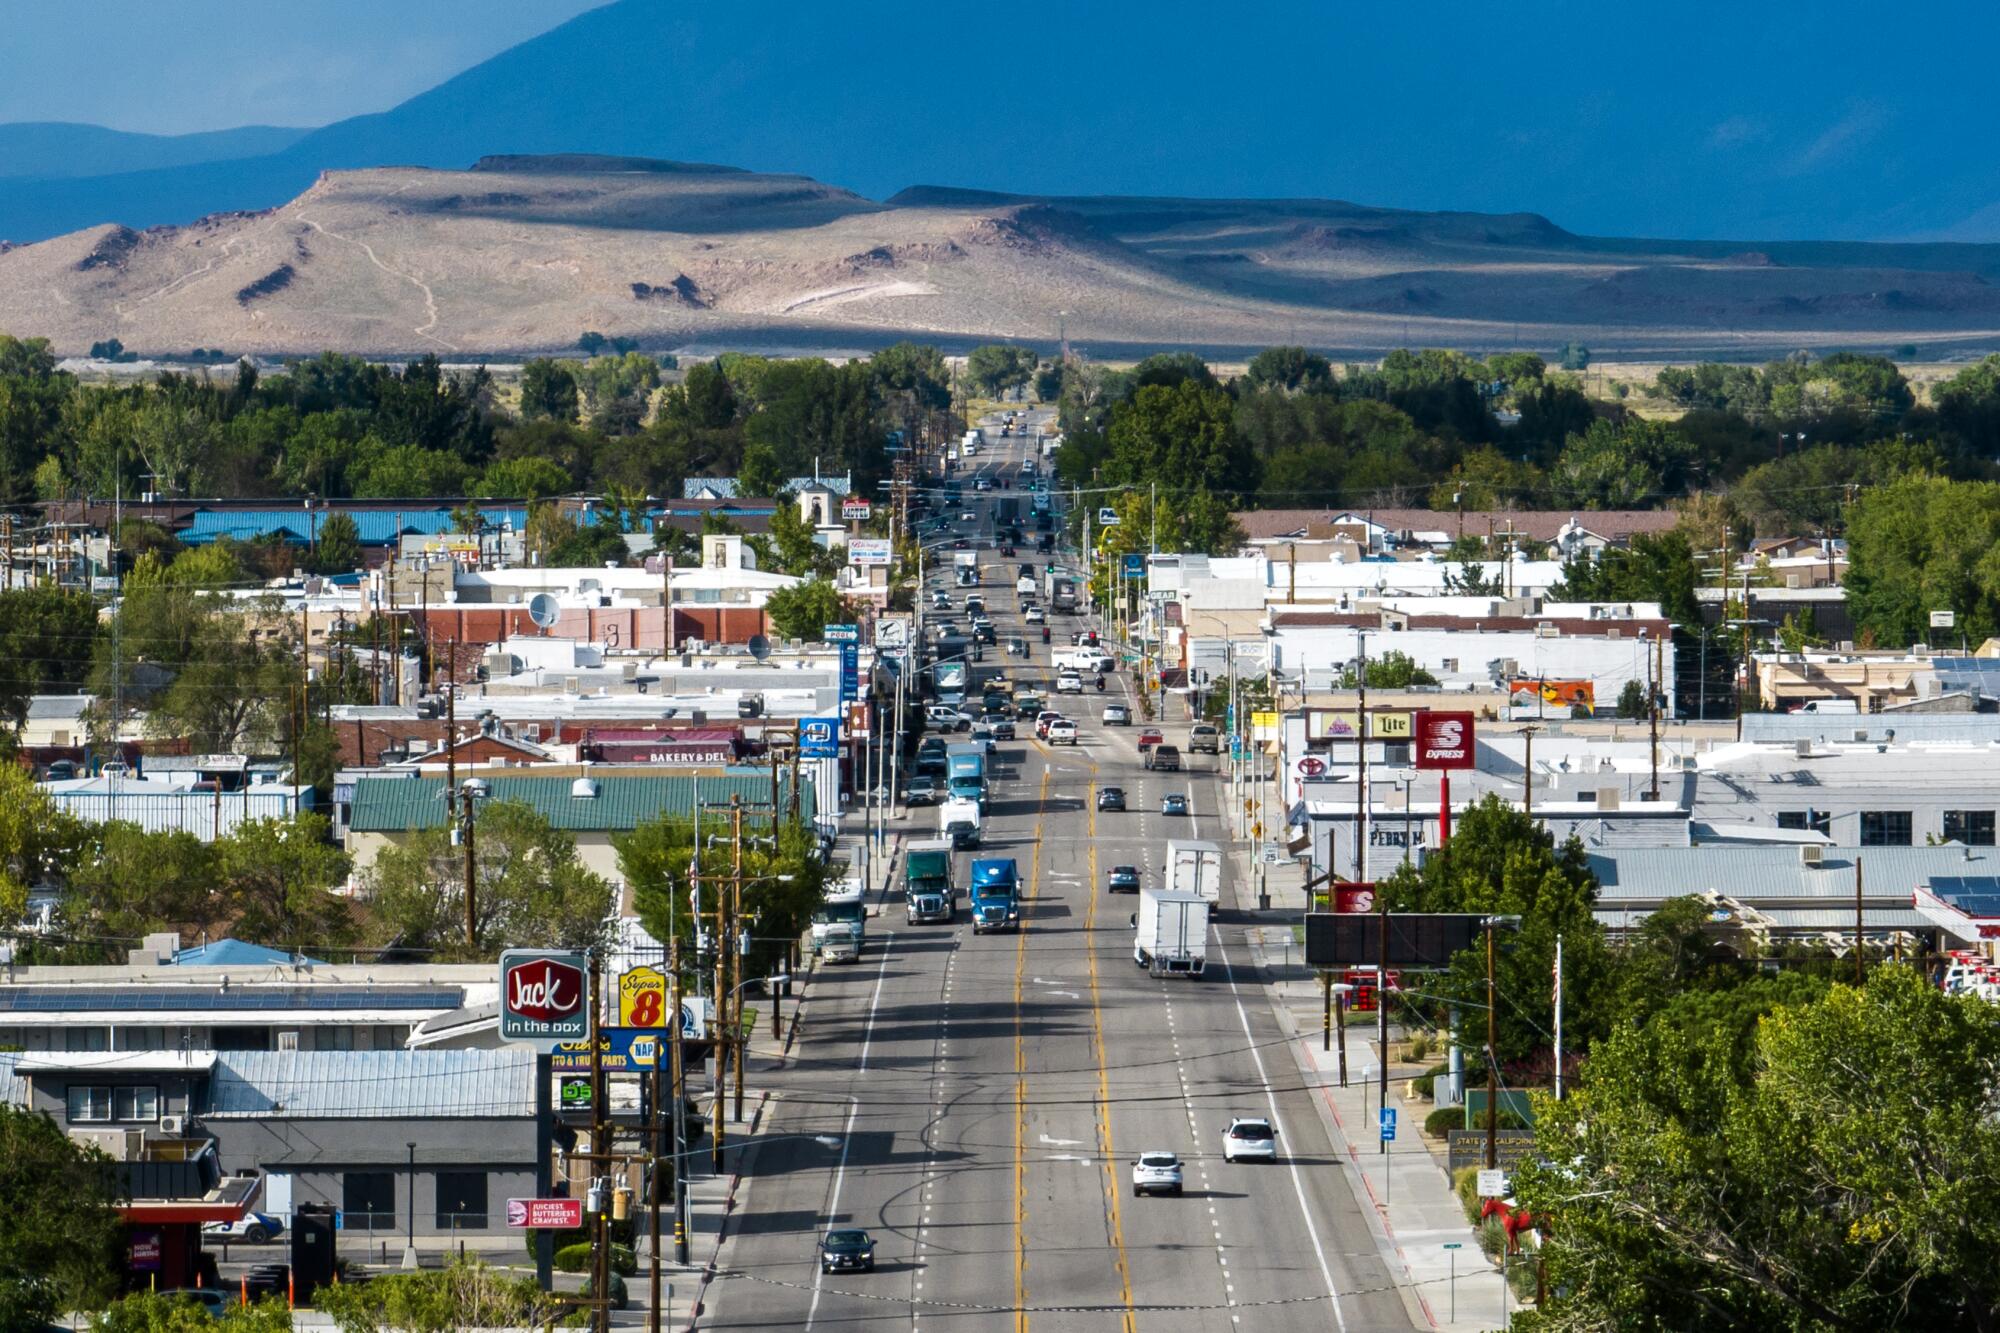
left=1413, top=710, right=1476, bottom=771
left=507, top=1199, right=584, bottom=1229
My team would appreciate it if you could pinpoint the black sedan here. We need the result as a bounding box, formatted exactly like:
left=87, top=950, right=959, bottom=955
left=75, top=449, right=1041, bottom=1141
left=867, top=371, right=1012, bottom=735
left=820, top=1228, right=876, bottom=1273
left=1096, top=786, right=1126, bottom=812
left=1107, top=865, right=1141, bottom=894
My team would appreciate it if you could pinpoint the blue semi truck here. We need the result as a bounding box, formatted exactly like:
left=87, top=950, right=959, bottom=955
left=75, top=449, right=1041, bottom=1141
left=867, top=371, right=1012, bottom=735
left=970, top=857, right=1021, bottom=934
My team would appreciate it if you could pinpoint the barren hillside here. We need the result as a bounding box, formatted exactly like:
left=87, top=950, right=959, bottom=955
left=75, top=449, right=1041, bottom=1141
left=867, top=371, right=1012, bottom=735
left=6, top=156, right=2000, bottom=359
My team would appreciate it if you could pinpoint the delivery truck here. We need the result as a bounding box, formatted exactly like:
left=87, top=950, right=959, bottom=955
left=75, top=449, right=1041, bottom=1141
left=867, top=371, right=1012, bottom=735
left=904, top=839, right=956, bottom=924
left=811, top=886, right=867, bottom=959
left=1134, top=889, right=1209, bottom=977
left=1163, top=839, right=1223, bottom=903
left=940, top=796, right=983, bottom=849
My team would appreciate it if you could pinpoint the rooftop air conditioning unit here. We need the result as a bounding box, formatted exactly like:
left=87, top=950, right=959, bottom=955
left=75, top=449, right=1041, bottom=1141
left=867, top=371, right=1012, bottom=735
left=158, top=1114, right=185, bottom=1134
left=1796, top=738, right=1813, bottom=758
left=1597, top=788, right=1621, bottom=810
left=1800, top=844, right=1824, bottom=867
left=1536, top=624, right=1559, bottom=638
left=564, top=676, right=581, bottom=694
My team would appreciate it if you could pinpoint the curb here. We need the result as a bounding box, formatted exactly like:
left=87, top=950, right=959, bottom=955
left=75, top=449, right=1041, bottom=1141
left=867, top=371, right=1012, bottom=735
left=680, top=1089, right=769, bottom=1331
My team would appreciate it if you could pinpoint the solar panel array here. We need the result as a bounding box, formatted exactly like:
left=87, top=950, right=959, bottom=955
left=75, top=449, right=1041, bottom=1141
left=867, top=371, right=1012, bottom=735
left=0, top=987, right=463, bottom=1013
left=1930, top=875, right=2000, bottom=918
left=1930, top=659, right=2000, bottom=696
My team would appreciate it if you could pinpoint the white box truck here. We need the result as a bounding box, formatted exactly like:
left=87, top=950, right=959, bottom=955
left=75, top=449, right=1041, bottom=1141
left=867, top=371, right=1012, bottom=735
left=1134, top=889, right=1209, bottom=977
left=1164, top=839, right=1223, bottom=903
left=940, top=796, right=983, bottom=849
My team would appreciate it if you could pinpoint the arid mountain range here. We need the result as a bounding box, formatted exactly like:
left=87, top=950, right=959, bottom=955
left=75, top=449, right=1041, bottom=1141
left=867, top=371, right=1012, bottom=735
left=7, top=155, right=2000, bottom=361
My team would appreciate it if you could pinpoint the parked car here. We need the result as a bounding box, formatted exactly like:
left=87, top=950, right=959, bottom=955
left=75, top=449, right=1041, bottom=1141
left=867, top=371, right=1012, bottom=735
left=1097, top=786, right=1126, bottom=812
left=1107, top=865, right=1141, bottom=893
left=202, top=1212, right=284, bottom=1244
left=1104, top=704, right=1131, bottom=725
left=1132, top=1151, right=1184, bottom=1197
left=1222, top=1118, right=1278, bottom=1163
left=1162, top=792, right=1190, bottom=816
left=819, top=1228, right=876, bottom=1273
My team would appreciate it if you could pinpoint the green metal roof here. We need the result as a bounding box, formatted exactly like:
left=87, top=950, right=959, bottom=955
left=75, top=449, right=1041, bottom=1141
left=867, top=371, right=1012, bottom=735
left=347, top=772, right=809, bottom=833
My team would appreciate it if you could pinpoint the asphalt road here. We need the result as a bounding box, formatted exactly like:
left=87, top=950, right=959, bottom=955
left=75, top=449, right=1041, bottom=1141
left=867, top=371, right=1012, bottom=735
left=701, top=420, right=1412, bottom=1330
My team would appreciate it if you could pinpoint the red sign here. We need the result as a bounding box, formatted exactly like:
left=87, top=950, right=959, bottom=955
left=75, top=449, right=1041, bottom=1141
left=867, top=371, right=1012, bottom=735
left=1414, top=710, right=1476, bottom=771
left=1296, top=755, right=1327, bottom=778
left=1341, top=967, right=1402, bottom=1013
left=1334, top=884, right=1376, bottom=914
left=507, top=1198, right=584, bottom=1229
left=506, top=957, right=585, bottom=1024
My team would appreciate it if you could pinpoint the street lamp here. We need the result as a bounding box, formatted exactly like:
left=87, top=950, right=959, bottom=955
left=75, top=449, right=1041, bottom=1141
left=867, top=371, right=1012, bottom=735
left=1481, top=915, right=1523, bottom=1170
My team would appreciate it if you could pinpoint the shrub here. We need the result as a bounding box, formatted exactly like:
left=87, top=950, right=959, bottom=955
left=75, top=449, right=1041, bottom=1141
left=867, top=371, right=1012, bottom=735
left=1405, top=1031, right=1434, bottom=1062
left=312, top=1259, right=559, bottom=1333
left=1425, top=1105, right=1465, bottom=1138
left=554, top=1242, right=636, bottom=1276
left=93, top=1292, right=293, bottom=1331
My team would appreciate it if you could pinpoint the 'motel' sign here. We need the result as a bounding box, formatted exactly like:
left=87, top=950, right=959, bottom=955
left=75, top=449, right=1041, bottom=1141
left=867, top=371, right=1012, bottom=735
left=499, top=950, right=591, bottom=1050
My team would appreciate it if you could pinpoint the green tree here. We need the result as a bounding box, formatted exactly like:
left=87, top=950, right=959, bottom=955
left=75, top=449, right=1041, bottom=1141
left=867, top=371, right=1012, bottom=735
left=964, top=344, right=1038, bottom=396
left=1339, top=649, right=1437, bottom=688
left=0, top=586, right=98, bottom=727
left=349, top=441, right=473, bottom=498
left=214, top=814, right=354, bottom=949
left=1932, top=353, right=2000, bottom=457
left=0, top=1102, right=125, bottom=1326
left=1551, top=418, right=1696, bottom=507
left=1374, top=795, right=1612, bottom=1068
left=0, top=765, right=86, bottom=941
left=1106, top=380, right=1257, bottom=494
left=62, top=822, right=219, bottom=942
left=1427, top=445, right=1543, bottom=510
left=1515, top=967, right=2000, bottom=1333
left=1615, top=677, right=1648, bottom=719
left=364, top=800, right=613, bottom=961
left=519, top=359, right=580, bottom=423
left=473, top=455, right=572, bottom=500
left=735, top=442, right=788, bottom=498
left=1550, top=530, right=1703, bottom=625
left=145, top=606, right=302, bottom=753
left=1845, top=473, right=2000, bottom=646
left=764, top=497, right=840, bottom=578
left=1557, top=340, right=1591, bottom=371
left=620, top=813, right=827, bottom=978
left=763, top=578, right=856, bottom=642
left=309, top=511, right=363, bottom=575
left=867, top=341, right=951, bottom=411
left=1244, top=346, right=1334, bottom=393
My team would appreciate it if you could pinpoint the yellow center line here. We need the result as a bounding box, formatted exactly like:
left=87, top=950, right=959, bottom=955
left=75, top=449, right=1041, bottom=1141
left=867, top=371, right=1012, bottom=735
left=1087, top=761, right=1140, bottom=1331
left=1015, top=762, right=1049, bottom=1331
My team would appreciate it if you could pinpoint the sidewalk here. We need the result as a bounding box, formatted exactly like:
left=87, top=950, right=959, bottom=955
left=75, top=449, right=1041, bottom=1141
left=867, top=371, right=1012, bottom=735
left=1245, top=926, right=1515, bottom=1333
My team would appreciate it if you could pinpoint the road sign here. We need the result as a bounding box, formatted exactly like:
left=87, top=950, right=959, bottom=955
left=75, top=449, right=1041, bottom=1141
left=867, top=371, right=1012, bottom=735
left=1260, top=842, right=1284, bottom=864
left=507, top=1198, right=584, bottom=1230
left=1306, top=913, right=1483, bottom=968
left=1380, top=1107, right=1398, bottom=1142
left=1442, top=1242, right=1463, bottom=1250
left=549, top=1026, right=666, bottom=1073
left=619, top=966, right=668, bottom=1027
left=800, top=716, right=841, bottom=758
left=498, top=950, right=590, bottom=1051
left=1477, top=1168, right=1509, bottom=1198
left=1097, top=507, right=1120, bottom=525
left=823, top=623, right=860, bottom=643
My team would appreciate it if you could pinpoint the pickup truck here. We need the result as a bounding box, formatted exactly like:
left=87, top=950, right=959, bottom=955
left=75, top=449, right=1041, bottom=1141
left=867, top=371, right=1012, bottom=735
left=1188, top=724, right=1221, bottom=754
left=1146, top=744, right=1183, bottom=772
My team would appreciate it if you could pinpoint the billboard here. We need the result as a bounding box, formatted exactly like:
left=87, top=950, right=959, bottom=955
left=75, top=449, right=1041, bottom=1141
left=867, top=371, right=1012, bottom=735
left=1414, top=711, right=1476, bottom=771
left=498, top=950, right=590, bottom=1051
left=1303, top=913, right=1484, bottom=969
left=800, top=716, right=841, bottom=758
left=549, top=1026, right=666, bottom=1073
left=1509, top=679, right=1595, bottom=714
left=848, top=538, right=893, bottom=567
left=1307, top=710, right=1412, bottom=741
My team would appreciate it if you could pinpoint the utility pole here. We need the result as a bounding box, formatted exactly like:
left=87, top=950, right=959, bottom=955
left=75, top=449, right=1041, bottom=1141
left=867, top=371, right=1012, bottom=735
left=1855, top=855, right=1865, bottom=986
left=1355, top=629, right=1368, bottom=879
left=445, top=641, right=458, bottom=828
left=462, top=782, right=478, bottom=950
left=1377, top=890, right=1389, bottom=1156
left=1522, top=725, right=1539, bottom=818
left=712, top=810, right=729, bottom=1172
left=1485, top=920, right=1500, bottom=1170
left=1647, top=632, right=1660, bottom=801
left=669, top=934, right=689, bottom=1264
left=588, top=948, right=610, bottom=1333
left=731, top=798, right=747, bottom=1125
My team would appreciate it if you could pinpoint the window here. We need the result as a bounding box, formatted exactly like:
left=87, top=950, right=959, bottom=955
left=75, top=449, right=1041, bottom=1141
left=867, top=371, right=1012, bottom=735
left=1778, top=809, right=1831, bottom=837
left=1860, top=810, right=1913, bottom=847
left=342, top=1172, right=397, bottom=1232
left=435, top=1171, right=488, bottom=1229
left=114, top=1086, right=159, bottom=1122
left=66, top=1085, right=111, bottom=1123
left=1944, top=810, right=1997, bottom=847
left=65, top=1027, right=108, bottom=1053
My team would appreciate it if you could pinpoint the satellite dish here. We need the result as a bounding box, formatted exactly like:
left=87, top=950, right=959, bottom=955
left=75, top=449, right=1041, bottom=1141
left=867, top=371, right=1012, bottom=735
left=747, top=634, right=771, bottom=661
left=527, top=593, right=560, bottom=631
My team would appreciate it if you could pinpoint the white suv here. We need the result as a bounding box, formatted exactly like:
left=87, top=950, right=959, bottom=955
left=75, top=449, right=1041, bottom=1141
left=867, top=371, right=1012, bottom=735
left=1131, top=1151, right=1183, bottom=1197
left=1055, top=672, right=1083, bottom=695
left=1222, top=1118, right=1277, bottom=1162
left=1048, top=720, right=1078, bottom=745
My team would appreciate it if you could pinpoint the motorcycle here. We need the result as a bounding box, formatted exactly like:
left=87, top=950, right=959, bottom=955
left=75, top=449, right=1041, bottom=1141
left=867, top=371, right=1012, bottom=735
left=1095, top=675, right=1106, bottom=692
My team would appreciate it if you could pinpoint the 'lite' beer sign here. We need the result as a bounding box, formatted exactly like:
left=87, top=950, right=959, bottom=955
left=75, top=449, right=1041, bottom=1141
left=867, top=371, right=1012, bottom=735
left=498, top=950, right=591, bottom=1051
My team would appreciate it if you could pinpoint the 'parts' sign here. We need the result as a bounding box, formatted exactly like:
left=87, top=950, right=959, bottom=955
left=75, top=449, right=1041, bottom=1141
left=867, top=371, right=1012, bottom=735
left=1414, top=710, right=1476, bottom=771
left=498, top=950, right=590, bottom=1050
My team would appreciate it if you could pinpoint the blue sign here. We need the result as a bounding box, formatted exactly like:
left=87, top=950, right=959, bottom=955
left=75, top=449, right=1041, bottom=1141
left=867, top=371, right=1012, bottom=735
left=1379, top=1107, right=1398, bottom=1142
left=549, top=1027, right=667, bottom=1073
left=1122, top=553, right=1145, bottom=579
left=800, top=716, right=841, bottom=758
left=839, top=641, right=859, bottom=703
left=823, top=623, right=860, bottom=644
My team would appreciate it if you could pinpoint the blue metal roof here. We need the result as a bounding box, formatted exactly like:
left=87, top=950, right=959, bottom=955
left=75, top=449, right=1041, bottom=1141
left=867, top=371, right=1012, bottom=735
left=0, top=986, right=462, bottom=1013
left=205, top=1049, right=537, bottom=1119
left=169, top=939, right=326, bottom=968
left=181, top=508, right=527, bottom=547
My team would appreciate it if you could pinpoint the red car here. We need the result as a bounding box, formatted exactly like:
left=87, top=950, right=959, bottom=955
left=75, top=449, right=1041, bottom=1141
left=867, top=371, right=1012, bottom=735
left=1138, top=729, right=1164, bottom=748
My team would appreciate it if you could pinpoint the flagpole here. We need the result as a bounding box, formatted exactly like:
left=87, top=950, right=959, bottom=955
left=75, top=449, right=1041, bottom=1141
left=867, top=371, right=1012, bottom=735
left=1553, top=933, right=1563, bottom=1101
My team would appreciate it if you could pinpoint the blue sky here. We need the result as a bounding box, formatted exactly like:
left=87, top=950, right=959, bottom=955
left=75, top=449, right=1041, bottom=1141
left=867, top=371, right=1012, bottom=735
left=0, top=1, right=602, bottom=133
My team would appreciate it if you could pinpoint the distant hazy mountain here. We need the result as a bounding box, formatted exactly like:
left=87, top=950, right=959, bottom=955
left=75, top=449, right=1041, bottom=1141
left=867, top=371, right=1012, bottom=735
left=0, top=122, right=306, bottom=180
left=2, top=0, right=2000, bottom=244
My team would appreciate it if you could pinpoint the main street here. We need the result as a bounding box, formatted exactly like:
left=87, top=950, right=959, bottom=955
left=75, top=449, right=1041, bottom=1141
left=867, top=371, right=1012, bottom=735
left=702, top=417, right=1413, bottom=1330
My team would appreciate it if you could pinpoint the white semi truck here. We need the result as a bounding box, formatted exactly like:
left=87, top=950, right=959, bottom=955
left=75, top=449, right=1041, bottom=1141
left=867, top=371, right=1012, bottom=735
left=1164, top=839, right=1223, bottom=903
left=1134, top=890, right=1209, bottom=978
